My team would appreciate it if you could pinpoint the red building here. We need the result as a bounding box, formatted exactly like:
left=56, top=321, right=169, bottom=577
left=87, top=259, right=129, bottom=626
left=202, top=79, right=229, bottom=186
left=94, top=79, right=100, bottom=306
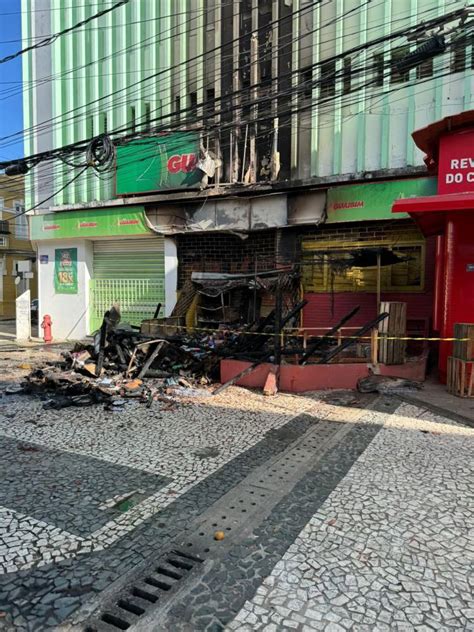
left=393, top=111, right=474, bottom=382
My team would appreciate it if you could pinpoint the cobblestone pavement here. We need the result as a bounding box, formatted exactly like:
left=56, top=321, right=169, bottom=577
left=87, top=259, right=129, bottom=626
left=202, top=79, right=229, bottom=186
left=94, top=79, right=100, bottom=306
left=227, top=402, right=474, bottom=632
left=0, top=372, right=472, bottom=631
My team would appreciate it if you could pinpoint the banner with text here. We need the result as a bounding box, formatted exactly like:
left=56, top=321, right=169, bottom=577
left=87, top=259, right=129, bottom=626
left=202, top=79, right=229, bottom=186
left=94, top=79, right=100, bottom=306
left=31, top=207, right=150, bottom=240
left=115, top=132, right=201, bottom=194
left=54, top=247, right=78, bottom=294
left=326, top=177, right=437, bottom=223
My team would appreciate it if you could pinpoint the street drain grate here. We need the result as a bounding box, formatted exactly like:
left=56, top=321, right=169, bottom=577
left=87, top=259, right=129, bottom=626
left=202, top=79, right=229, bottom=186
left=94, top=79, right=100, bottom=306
left=85, top=550, right=203, bottom=631
left=84, top=421, right=350, bottom=631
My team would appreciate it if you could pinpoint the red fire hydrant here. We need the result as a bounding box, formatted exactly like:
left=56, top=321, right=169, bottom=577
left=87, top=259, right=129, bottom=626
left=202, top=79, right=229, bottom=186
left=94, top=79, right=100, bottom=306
left=41, top=314, right=53, bottom=343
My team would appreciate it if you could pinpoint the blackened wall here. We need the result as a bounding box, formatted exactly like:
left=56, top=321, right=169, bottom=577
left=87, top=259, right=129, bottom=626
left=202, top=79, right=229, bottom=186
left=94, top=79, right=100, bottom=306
left=176, top=230, right=278, bottom=288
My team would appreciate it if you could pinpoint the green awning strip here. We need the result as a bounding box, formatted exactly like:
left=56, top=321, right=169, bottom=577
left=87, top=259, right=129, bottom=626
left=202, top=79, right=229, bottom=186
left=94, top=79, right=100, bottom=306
left=30, top=206, right=151, bottom=240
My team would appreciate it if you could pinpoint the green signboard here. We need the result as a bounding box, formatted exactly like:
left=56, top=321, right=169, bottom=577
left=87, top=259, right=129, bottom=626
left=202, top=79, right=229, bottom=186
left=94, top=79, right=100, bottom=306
left=115, top=132, right=201, bottom=194
left=54, top=247, right=77, bottom=294
left=31, top=207, right=150, bottom=240
left=326, top=177, right=438, bottom=223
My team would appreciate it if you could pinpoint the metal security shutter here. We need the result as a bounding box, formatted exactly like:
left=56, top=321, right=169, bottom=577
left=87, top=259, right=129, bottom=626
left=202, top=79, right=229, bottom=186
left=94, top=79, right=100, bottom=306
left=90, top=238, right=165, bottom=331
left=92, top=238, right=165, bottom=279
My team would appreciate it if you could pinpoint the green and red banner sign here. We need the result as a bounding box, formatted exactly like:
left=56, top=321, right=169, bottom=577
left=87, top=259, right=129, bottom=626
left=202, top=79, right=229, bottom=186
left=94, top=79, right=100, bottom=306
left=31, top=207, right=150, bottom=240
left=115, top=132, right=201, bottom=194
left=326, top=177, right=437, bottom=223
left=54, top=247, right=77, bottom=294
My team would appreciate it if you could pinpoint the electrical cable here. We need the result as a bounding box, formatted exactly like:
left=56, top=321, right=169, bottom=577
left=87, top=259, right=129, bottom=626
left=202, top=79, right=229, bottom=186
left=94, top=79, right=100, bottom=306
left=8, top=47, right=467, bottom=210
left=0, top=2, right=118, bottom=16
left=0, top=0, right=130, bottom=65
left=0, top=2, right=245, bottom=45
left=0, top=1, right=239, bottom=100
left=0, top=0, right=327, bottom=148
left=3, top=12, right=470, bottom=205
left=9, top=166, right=88, bottom=220
left=4, top=6, right=467, bottom=169
left=12, top=2, right=467, bottom=158
left=5, top=0, right=444, bottom=157
left=2, top=35, right=468, bottom=209
left=0, top=0, right=462, bottom=178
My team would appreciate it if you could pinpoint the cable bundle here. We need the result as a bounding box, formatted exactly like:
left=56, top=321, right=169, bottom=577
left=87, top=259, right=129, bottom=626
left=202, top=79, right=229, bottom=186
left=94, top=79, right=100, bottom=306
left=86, top=135, right=116, bottom=173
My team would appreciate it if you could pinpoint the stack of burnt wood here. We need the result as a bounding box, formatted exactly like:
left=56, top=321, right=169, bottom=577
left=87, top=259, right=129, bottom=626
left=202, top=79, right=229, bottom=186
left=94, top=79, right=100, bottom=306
left=22, top=294, right=390, bottom=406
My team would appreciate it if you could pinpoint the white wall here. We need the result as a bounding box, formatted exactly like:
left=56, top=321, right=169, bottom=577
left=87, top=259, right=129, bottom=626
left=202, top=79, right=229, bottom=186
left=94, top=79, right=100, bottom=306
left=36, top=239, right=93, bottom=340
left=164, top=237, right=177, bottom=317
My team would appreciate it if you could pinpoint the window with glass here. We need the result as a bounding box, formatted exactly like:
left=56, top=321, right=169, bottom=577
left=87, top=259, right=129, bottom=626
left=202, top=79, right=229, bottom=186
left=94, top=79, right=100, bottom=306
left=302, top=240, right=426, bottom=293
left=14, top=203, right=28, bottom=239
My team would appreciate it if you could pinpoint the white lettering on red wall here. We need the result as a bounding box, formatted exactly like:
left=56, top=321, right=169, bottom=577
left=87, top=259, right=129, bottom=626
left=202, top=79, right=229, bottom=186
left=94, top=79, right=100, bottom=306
left=438, top=130, right=474, bottom=194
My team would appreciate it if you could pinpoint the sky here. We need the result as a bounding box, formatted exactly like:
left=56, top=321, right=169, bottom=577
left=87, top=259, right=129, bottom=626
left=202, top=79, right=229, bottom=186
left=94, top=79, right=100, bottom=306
left=0, top=0, right=24, bottom=161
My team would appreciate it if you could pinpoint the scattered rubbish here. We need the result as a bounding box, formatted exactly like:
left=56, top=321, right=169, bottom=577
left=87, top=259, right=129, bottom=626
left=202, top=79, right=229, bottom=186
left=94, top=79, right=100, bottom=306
left=22, top=305, right=218, bottom=408
left=214, top=531, right=225, bottom=541
left=18, top=443, right=40, bottom=452
left=193, top=446, right=220, bottom=459
left=124, top=379, right=143, bottom=391
left=97, top=377, right=114, bottom=387
left=357, top=374, right=423, bottom=394
left=18, top=363, right=32, bottom=371
left=263, top=368, right=278, bottom=396
left=83, top=363, right=102, bottom=378
left=20, top=294, right=303, bottom=407
left=5, top=386, right=24, bottom=395
left=17, top=279, right=385, bottom=408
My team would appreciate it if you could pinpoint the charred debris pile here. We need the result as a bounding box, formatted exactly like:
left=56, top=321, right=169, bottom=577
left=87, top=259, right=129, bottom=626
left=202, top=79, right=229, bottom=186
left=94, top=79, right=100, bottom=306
left=21, top=269, right=388, bottom=408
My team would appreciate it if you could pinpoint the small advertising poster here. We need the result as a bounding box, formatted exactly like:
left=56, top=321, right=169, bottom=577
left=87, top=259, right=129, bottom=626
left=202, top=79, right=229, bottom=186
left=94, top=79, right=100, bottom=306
left=54, top=248, right=78, bottom=294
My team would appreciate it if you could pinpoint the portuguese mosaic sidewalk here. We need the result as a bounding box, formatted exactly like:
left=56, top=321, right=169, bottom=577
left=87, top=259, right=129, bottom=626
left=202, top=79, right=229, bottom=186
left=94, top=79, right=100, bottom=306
left=227, top=401, right=474, bottom=632
left=0, top=350, right=472, bottom=631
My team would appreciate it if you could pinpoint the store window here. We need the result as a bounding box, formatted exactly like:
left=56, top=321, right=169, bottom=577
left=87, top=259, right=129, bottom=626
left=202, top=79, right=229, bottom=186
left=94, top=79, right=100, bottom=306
left=302, top=239, right=425, bottom=293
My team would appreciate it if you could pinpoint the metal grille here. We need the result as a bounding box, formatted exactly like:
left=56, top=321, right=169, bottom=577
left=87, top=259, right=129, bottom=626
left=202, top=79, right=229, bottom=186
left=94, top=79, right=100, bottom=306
left=89, top=279, right=165, bottom=332
left=84, top=550, right=203, bottom=631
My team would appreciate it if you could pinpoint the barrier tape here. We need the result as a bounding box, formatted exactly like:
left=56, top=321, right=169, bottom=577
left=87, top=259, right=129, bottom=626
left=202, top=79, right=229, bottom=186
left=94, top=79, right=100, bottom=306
left=142, top=322, right=471, bottom=342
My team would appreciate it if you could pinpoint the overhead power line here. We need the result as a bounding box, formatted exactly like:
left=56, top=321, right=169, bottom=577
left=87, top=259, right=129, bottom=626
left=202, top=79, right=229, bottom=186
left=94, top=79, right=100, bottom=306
left=3, top=52, right=467, bottom=209
left=0, top=0, right=130, bottom=65
left=6, top=37, right=465, bottom=200
left=0, top=2, right=118, bottom=16
left=0, top=0, right=323, bottom=148
left=2, top=5, right=467, bottom=172
left=10, top=0, right=466, bottom=155
left=4, top=62, right=468, bottom=217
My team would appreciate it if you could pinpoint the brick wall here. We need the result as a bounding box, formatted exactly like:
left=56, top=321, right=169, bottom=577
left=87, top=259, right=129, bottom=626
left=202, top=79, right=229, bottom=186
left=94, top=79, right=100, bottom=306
left=177, top=230, right=277, bottom=287
left=298, top=219, right=421, bottom=245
